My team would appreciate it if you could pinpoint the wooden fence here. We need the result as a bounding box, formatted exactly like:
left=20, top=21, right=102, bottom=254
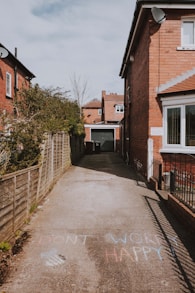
left=0, top=132, right=84, bottom=242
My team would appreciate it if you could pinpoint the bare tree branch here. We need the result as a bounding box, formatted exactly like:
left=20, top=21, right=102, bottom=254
left=70, top=74, right=89, bottom=117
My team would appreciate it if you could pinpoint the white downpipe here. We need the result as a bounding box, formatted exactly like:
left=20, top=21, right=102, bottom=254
left=147, top=138, right=153, bottom=181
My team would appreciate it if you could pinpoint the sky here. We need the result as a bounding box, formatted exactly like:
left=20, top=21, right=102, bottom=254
left=1, top=0, right=136, bottom=102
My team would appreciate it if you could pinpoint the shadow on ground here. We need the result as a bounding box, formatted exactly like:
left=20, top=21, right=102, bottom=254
left=74, top=152, right=147, bottom=187
left=75, top=152, right=195, bottom=292
left=144, top=195, right=195, bottom=293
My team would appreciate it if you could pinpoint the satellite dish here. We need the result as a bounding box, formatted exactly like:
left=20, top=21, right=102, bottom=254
left=0, top=47, right=9, bottom=59
left=151, top=7, right=166, bottom=24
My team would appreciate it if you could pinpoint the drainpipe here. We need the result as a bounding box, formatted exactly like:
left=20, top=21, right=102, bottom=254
left=14, top=47, right=17, bottom=99
left=147, top=138, right=154, bottom=181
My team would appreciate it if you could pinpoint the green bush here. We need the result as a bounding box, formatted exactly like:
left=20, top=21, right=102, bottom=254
left=1, top=84, right=85, bottom=174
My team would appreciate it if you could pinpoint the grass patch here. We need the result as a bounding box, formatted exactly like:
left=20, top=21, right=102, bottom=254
left=30, top=203, right=38, bottom=214
left=0, top=242, right=11, bottom=252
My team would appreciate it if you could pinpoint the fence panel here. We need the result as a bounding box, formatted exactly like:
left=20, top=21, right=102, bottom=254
left=0, top=132, right=84, bottom=242
left=0, top=176, right=14, bottom=241
left=0, top=167, right=39, bottom=241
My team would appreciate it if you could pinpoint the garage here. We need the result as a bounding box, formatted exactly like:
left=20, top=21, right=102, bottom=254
left=91, top=129, right=114, bottom=152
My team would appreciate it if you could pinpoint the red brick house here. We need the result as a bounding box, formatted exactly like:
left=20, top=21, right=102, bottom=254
left=82, top=90, right=124, bottom=152
left=82, top=99, right=102, bottom=124
left=120, top=0, right=195, bottom=197
left=102, top=90, right=124, bottom=124
left=0, top=43, right=35, bottom=117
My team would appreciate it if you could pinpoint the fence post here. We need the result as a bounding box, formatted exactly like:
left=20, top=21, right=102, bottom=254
left=51, top=134, right=54, bottom=182
left=27, top=170, right=31, bottom=217
left=36, top=139, right=46, bottom=202
left=13, top=175, right=16, bottom=233
left=170, top=170, right=175, bottom=194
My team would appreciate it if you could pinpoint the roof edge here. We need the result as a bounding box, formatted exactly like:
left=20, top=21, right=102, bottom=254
left=157, top=68, right=195, bottom=93
left=119, top=0, right=195, bottom=78
left=0, top=43, right=35, bottom=79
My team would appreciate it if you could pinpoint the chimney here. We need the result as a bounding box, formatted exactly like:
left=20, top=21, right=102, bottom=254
left=15, top=47, right=17, bottom=58
left=102, top=90, right=106, bottom=98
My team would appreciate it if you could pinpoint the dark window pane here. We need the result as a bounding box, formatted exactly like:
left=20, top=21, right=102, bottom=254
left=167, top=108, right=181, bottom=144
left=186, top=105, right=195, bottom=146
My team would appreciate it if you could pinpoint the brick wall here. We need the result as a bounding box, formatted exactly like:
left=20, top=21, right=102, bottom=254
left=83, top=108, right=101, bottom=124
left=115, top=127, right=121, bottom=152
left=162, top=153, right=195, bottom=174
left=125, top=8, right=195, bottom=177
left=84, top=127, right=91, bottom=141
left=0, top=57, right=30, bottom=115
left=167, top=194, right=195, bottom=233
left=102, top=91, right=124, bottom=123
left=127, top=22, right=150, bottom=176
left=149, top=9, right=195, bottom=167
left=0, top=60, right=14, bottom=113
left=152, top=10, right=195, bottom=85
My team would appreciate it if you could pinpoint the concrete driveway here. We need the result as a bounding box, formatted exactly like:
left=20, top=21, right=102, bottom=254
left=1, top=153, right=195, bottom=292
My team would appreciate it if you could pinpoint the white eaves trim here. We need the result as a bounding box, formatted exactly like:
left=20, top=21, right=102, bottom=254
left=160, top=94, right=195, bottom=105
left=84, top=124, right=120, bottom=129
left=157, top=68, right=195, bottom=93
left=143, top=4, right=195, bottom=9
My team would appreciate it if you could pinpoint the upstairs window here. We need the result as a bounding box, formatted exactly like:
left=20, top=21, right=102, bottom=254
left=6, top=72, right=12, bottom=98
left=98, top=108, right=102, bottom=115
left=115, top=104, right=124, bottom=113
left=181, top=19, right=195, bottom=48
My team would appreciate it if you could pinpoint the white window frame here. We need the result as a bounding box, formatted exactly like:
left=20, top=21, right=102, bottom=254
left=115, top=104, right=124, bottom=113
left=161, top=95, right=195, bottom=154
left=98, top=108, right=102, bottom=116
left=6, top=72, right=12, bottom=98
left=178, top=18, right=195, bottom=50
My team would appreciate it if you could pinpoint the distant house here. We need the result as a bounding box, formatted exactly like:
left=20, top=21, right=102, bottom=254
left=82, top=99, right=102, bottom=124
left=0, top=43, right=35, bottom=118
left=120, top=0, right=195, bottom=189
left=82, top=90, right=124, bottom=152
left=102, top=90, right=124, bottom=124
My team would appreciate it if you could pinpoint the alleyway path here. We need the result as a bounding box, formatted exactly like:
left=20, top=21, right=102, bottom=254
left=1, top=153, right=195, bottom=292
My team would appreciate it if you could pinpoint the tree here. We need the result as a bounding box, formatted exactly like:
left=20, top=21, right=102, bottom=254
left=16, top=84, right=84, bottom=135
left=70, top=74, right=89, bottom=118
left=0, top=84, right=85, bottom=174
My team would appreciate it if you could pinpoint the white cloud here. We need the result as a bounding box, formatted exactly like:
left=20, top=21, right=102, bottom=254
left=1, top=0, right=136, bottom=101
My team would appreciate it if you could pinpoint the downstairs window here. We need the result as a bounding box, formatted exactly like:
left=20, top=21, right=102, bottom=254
left=161, top=96, right=195, bottom=153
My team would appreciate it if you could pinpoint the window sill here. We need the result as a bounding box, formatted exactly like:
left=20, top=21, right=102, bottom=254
left=6, top=95, right=13, bottom=99
left=160, top=148, right=195, bottom=154
left=177, top=46, right=195, bottom=51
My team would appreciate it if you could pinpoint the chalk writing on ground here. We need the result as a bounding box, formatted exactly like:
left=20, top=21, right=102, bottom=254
left=41, top=248, right=66, bottom=267
left=105, top=246, right=163, bottom=263
left=37, top=234, right=91, bottom=245
left=37, top=232, right=178, bottom=264
left=108, top=232, right=161, bottom=245
left=37, top=232, right=164, bottom=246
